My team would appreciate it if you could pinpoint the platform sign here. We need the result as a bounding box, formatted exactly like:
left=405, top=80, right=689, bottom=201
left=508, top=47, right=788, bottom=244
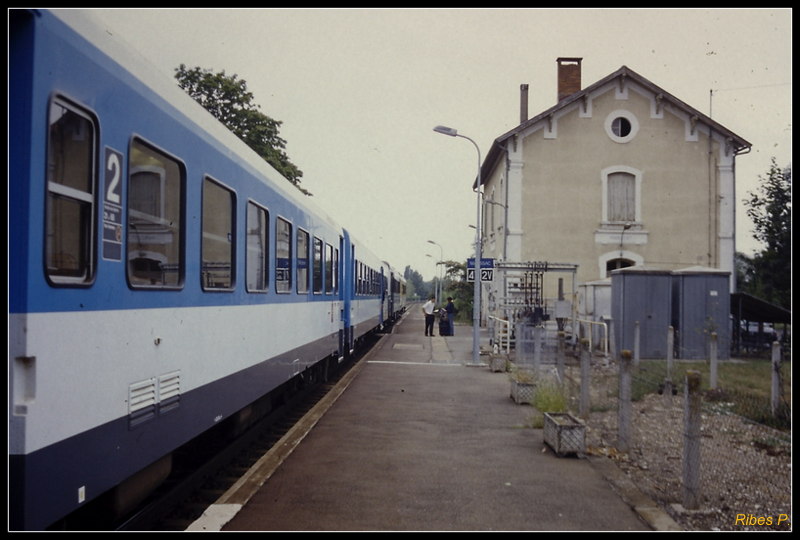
left=467, top=258, right=494, bottom=282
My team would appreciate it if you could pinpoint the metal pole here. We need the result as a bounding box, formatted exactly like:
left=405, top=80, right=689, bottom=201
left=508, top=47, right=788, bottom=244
left=433, top=125, right=482, bottom=366
left=470, top=137, right=483, bottom=366
left=427, top=240, right=443, bottom=306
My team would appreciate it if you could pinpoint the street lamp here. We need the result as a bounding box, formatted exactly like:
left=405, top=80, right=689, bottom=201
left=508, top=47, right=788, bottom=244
left=427, top=240, right=443, bottom=304
left=433, top=124, right=482, bottom=366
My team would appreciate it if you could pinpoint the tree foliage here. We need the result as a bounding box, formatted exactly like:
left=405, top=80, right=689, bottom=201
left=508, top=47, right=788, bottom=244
left=403, top=266, right=431, bottom=300
left=441, top=261, right=474, bottom=323
left=742, top=158, right=791, bottom=308
left=402, top=261, right=475, bottom=323
left=174, top=64, right=309, bottom=195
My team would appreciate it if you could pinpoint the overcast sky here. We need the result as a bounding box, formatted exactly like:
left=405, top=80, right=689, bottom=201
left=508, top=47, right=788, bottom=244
left=87, top=8, right=792, bottom=280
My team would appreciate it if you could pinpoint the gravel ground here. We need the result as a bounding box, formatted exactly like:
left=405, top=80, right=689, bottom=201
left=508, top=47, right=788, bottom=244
left=581, top=386, right=792, bottom=531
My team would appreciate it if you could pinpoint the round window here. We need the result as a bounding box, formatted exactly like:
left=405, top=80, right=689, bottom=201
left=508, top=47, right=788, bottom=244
left=605, top=110, right=638, bottom=143
left=612, top=117, right=631, bottom=137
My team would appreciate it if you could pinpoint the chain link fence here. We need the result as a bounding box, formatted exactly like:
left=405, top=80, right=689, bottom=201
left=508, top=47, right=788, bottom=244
left=507, top=327, right=792, bottom=531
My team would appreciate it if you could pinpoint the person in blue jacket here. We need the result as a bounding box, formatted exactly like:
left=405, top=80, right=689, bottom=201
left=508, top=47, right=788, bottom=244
left=445, top=297, right=457, bottom=336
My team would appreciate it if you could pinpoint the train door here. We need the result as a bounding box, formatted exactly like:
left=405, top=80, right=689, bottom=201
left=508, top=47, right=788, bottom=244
left=380, top=266, right=386, bottom=326
left=388, top=272, right=396, bottom=322
left=339, top=233, right=352, bottom=359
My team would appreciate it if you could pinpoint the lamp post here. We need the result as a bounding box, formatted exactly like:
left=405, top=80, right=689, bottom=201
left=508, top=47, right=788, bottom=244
left=425, top=253, right=439, bottom=305
left=433, top=125, right=482, bottom=366
left=427, top=240, right=443, bottom=304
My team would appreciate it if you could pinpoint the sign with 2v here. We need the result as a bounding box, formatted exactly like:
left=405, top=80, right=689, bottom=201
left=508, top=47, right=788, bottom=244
left=467, top=258, right=494, bottom=282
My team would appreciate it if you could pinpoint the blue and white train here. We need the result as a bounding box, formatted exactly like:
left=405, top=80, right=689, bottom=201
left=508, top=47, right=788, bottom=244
left=9, top=9, right=406, bottom=530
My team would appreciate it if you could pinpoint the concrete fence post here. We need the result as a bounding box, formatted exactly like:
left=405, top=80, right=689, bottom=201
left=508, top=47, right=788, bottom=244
left=709, top=332, right=718, bottom=390
left=607, top=317, right=616, bottom=363
left=580, top=338, right=590, bottom=419
left=683, top=370, right=702, bottom=510
left=618, top=349, right=632, bottom=453
left=771, top=341, right=782, bottom=417
left=663, top=326, right=674, bottom=406
left=557, top=331, right=565, bottom=384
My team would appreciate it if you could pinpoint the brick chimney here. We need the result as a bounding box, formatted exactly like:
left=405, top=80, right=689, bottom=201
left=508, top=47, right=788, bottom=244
left=557, top=57, right=582, bottom=101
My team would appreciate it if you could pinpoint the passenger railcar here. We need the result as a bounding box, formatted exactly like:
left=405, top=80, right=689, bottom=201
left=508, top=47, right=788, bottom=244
left=9, top=9, right=404, bottom=530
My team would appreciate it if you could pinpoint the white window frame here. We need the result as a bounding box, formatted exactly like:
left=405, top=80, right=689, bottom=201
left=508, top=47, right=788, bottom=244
left=600, top=165, right=642, bottom=226
left=604, top=109, right=639, bottom=143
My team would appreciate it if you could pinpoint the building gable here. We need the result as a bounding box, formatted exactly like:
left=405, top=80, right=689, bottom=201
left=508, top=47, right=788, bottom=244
left=480, top=64, right=751, bottom=186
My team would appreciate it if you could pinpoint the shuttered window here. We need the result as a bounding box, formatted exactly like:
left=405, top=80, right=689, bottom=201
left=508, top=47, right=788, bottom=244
left=607, top=172, right=635, bottom=223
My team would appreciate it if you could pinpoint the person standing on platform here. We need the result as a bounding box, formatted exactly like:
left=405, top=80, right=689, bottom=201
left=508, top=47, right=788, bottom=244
left=422, top=295, right=436, bottom=336
left=445, top=297, right=457, bottom=336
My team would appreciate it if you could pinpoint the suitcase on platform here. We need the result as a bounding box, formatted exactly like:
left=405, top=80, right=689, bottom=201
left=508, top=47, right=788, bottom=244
left=439, top=318, right=450, bottom=336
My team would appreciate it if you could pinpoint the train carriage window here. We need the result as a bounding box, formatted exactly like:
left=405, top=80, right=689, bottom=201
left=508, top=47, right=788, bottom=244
left=45, top=98, right=97, bottom=285
left=325, top=243, right=334, bottom=294
left=127, top=140, right=184, bottom=288
left=275, top=217, right=292, bottom=293
left=297, top=229, right=309, bottom=294
left=202, top=177, right=235, bottom=290
left=312, top=237, right=323, bottom=294
left=246, top=202, right=269, bottom=292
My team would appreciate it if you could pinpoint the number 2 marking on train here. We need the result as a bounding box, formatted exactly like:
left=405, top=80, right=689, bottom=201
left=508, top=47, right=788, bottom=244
left=105, top=148, right=123, bottom=205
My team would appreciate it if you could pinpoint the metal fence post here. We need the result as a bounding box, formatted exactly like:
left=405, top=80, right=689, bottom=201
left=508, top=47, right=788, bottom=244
left=580, top=338, right=590, bottom=419
left=709, top=332, right=718, bottom=390
left=618, top=349, right=632, bottom=453
left=533, top=325, right=542, bottom=374
left=683, top=370, right=702, bottom=510
left=771, top=341, right=781, bottom=417
left=633, top=320, right=640, bottom=368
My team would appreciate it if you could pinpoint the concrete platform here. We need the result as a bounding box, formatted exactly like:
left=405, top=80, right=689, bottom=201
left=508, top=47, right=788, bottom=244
left=190, top=306, right=678, bottom=531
